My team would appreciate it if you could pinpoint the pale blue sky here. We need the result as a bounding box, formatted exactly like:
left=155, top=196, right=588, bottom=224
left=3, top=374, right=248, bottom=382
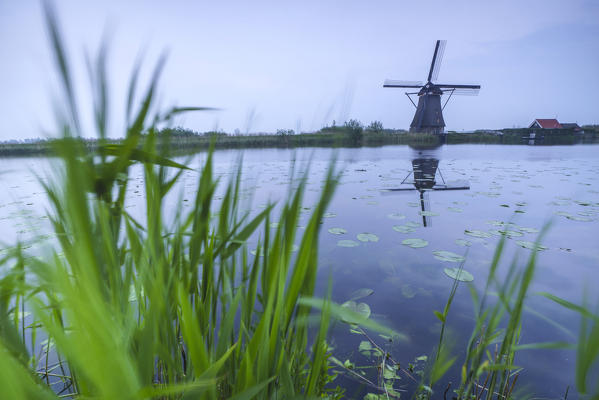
left=1, top=0, right=598, bottom=139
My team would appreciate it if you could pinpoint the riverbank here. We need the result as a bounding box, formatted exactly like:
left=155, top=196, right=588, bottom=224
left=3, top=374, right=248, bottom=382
left=1, top=126, right=598, bottom=157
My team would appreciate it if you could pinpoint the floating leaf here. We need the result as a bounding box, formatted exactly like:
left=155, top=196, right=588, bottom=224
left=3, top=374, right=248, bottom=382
left=444, top=268, right=474, bottom=282
left=349, top=288, right=374, bottom=301
left=328, top=227, right=347, bottom=235
left=419, top=211, right=438, bottom=217
left=401, top=284, right=416, bottom=299
left=447, top=207, right=463, bottom=213
left=270, top=222, right=279, bottom=228
left=337, top=239, right=359, bottom=248
left=455, top=239, right=471, bottom=247
left=402, top=238, right=429, bottom=248
left=357, top=233, right=379, bottom=242
left=387, top=212, right=406, bottom=220
left=341, top=301, right=372, bottom=320
left=566, top=215, right=593, bottom=222
left=393, top=225, right=415, bottom=233
left=465, top=229, right=491, bottom=238
left=433, top=251, right=465, bottom=263
left=406, top=221, right=421, bottom=228
left=323, top=212, right=336, bottom=218
left=515, top=241, right=548, bottom=251
left=250, top=248, right=265, bottom=257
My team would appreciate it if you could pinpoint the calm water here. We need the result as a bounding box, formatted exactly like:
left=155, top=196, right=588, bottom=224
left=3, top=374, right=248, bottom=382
left=1, top=144, right=598, bottom=398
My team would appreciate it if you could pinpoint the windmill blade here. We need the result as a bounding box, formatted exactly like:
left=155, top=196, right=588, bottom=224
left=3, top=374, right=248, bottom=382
left=451, top=88, right=480, bottom=96
left=427, top=40, right=446, bottom=82
left=383, top=79, right=423, bottom=88
left=436, top=84, right=481, bottom=89
left=442, top=88, right=480, bottom=96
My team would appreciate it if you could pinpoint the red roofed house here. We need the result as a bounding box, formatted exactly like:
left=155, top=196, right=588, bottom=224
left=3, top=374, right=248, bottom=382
left=529, top=119, right=562, bottom=129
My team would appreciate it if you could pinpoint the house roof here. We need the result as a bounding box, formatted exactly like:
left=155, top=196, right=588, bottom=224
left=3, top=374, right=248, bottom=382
left=560, top=123, right=580, bottom=129
left=532, top=119, right=562, bottom=129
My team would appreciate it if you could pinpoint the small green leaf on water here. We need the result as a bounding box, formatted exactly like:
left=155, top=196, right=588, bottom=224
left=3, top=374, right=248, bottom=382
left=402, top=238, right=429, bottom=248
left=393, top=225, right=415, bottom=233
left=250, top=248, right=265, bottom=256
left=447, top=207, right=463, bottom=213
left=515, top=241, right=548, bottom=251
left=401, top=284, right=416, bottom=299
left=323, top=212, right=336, bottom=218
left=349, top=288, right=374, bottom=301
left=444, top=267, right=474, bottom=282
left=455, top=239, right=471, bottom=247
left=328, top=227, right=347, bottom=235
left=419, top=211, right=439, bottom=216
left=387, top=212, right=406, bottom=220
left=566, top=215, right=593, bottom=222
left=341, top=301, right=371, bottom=320
left=406, top=221, right=421, bottom=228
left=519, top=227, right=540, bottom=233
left=465, top=229, right=491, bottom=238
left=433, top=250, right=465, bottom=263
left=270, top=222, right=279, bottom=228
left=415, top=355, right=428, bottom=362
left=357, top=233, right=379, bottom=242
left=337, top=239, right=359, bottom=247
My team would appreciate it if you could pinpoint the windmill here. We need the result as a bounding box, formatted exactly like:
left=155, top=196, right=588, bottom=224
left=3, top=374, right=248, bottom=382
left=383, top=40, right=480, bottom=134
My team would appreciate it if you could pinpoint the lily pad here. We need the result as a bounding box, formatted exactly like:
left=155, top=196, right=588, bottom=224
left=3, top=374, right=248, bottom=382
left=328, top=227, right=347, bottom=235
left=401, top=284, right=416, bottom=299
left=419, top=211, right=439, bottom=217
left=349, top=288, right=374, bottom=301
left=433, top=250, right=465, bottom=263
left=515, top=241, right=548, bottom=251
left=387, top=212, right=406, bottom=220
left=465, top=229, right=491, bottom=238
left=519, top=227, right=540, bottom=233
left=402, top=238, right=429, bottom=248
left=455, top=239, right=472, bottom=247
left=338, top=239, right=359, bottom=248
left=393, top=225, right=415, bottom=233
left=357, top=233, right=379, bottom=242
left=341, top=300, right=372, bottom=320
left=444, top=268, right=474, bottom=282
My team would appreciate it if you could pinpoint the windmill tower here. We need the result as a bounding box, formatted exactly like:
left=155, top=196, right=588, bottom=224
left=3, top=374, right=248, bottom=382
left=383, top=40, right=480, bottom=134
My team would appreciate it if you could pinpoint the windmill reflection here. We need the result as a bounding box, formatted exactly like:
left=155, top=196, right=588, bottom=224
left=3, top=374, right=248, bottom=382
left=387, top=146, right=469, bottom=227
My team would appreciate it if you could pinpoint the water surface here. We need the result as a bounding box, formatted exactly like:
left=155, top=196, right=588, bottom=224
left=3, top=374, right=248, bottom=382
left=1, top=144, right=598, bottom=398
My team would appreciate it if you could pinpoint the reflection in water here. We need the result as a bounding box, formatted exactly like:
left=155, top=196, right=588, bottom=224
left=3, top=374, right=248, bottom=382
left=387, top=145, right=469, bottom=226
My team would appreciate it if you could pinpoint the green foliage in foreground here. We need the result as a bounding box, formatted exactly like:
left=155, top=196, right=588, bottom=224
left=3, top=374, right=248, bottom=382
left=0, top=5, right=349, bottom=398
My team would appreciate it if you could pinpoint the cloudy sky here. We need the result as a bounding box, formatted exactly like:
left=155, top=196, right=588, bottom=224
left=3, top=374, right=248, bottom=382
left=1, top=0, right=598, bottom=139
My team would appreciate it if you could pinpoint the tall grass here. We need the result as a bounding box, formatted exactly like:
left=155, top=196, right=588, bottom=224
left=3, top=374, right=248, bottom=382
left=0, top=4, right=348, bottom=399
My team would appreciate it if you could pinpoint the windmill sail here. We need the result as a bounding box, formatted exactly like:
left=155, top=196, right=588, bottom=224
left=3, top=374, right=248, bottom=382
left=428, top=40, right=446, bottom=83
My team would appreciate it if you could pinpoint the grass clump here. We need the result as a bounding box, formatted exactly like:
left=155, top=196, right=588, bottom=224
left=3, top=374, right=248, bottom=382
left=0, top=4, right=345, bottom=399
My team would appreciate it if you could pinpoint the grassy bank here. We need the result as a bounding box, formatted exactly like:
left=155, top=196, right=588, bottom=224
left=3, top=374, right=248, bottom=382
left=2, top=128, right=597, bottom=157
